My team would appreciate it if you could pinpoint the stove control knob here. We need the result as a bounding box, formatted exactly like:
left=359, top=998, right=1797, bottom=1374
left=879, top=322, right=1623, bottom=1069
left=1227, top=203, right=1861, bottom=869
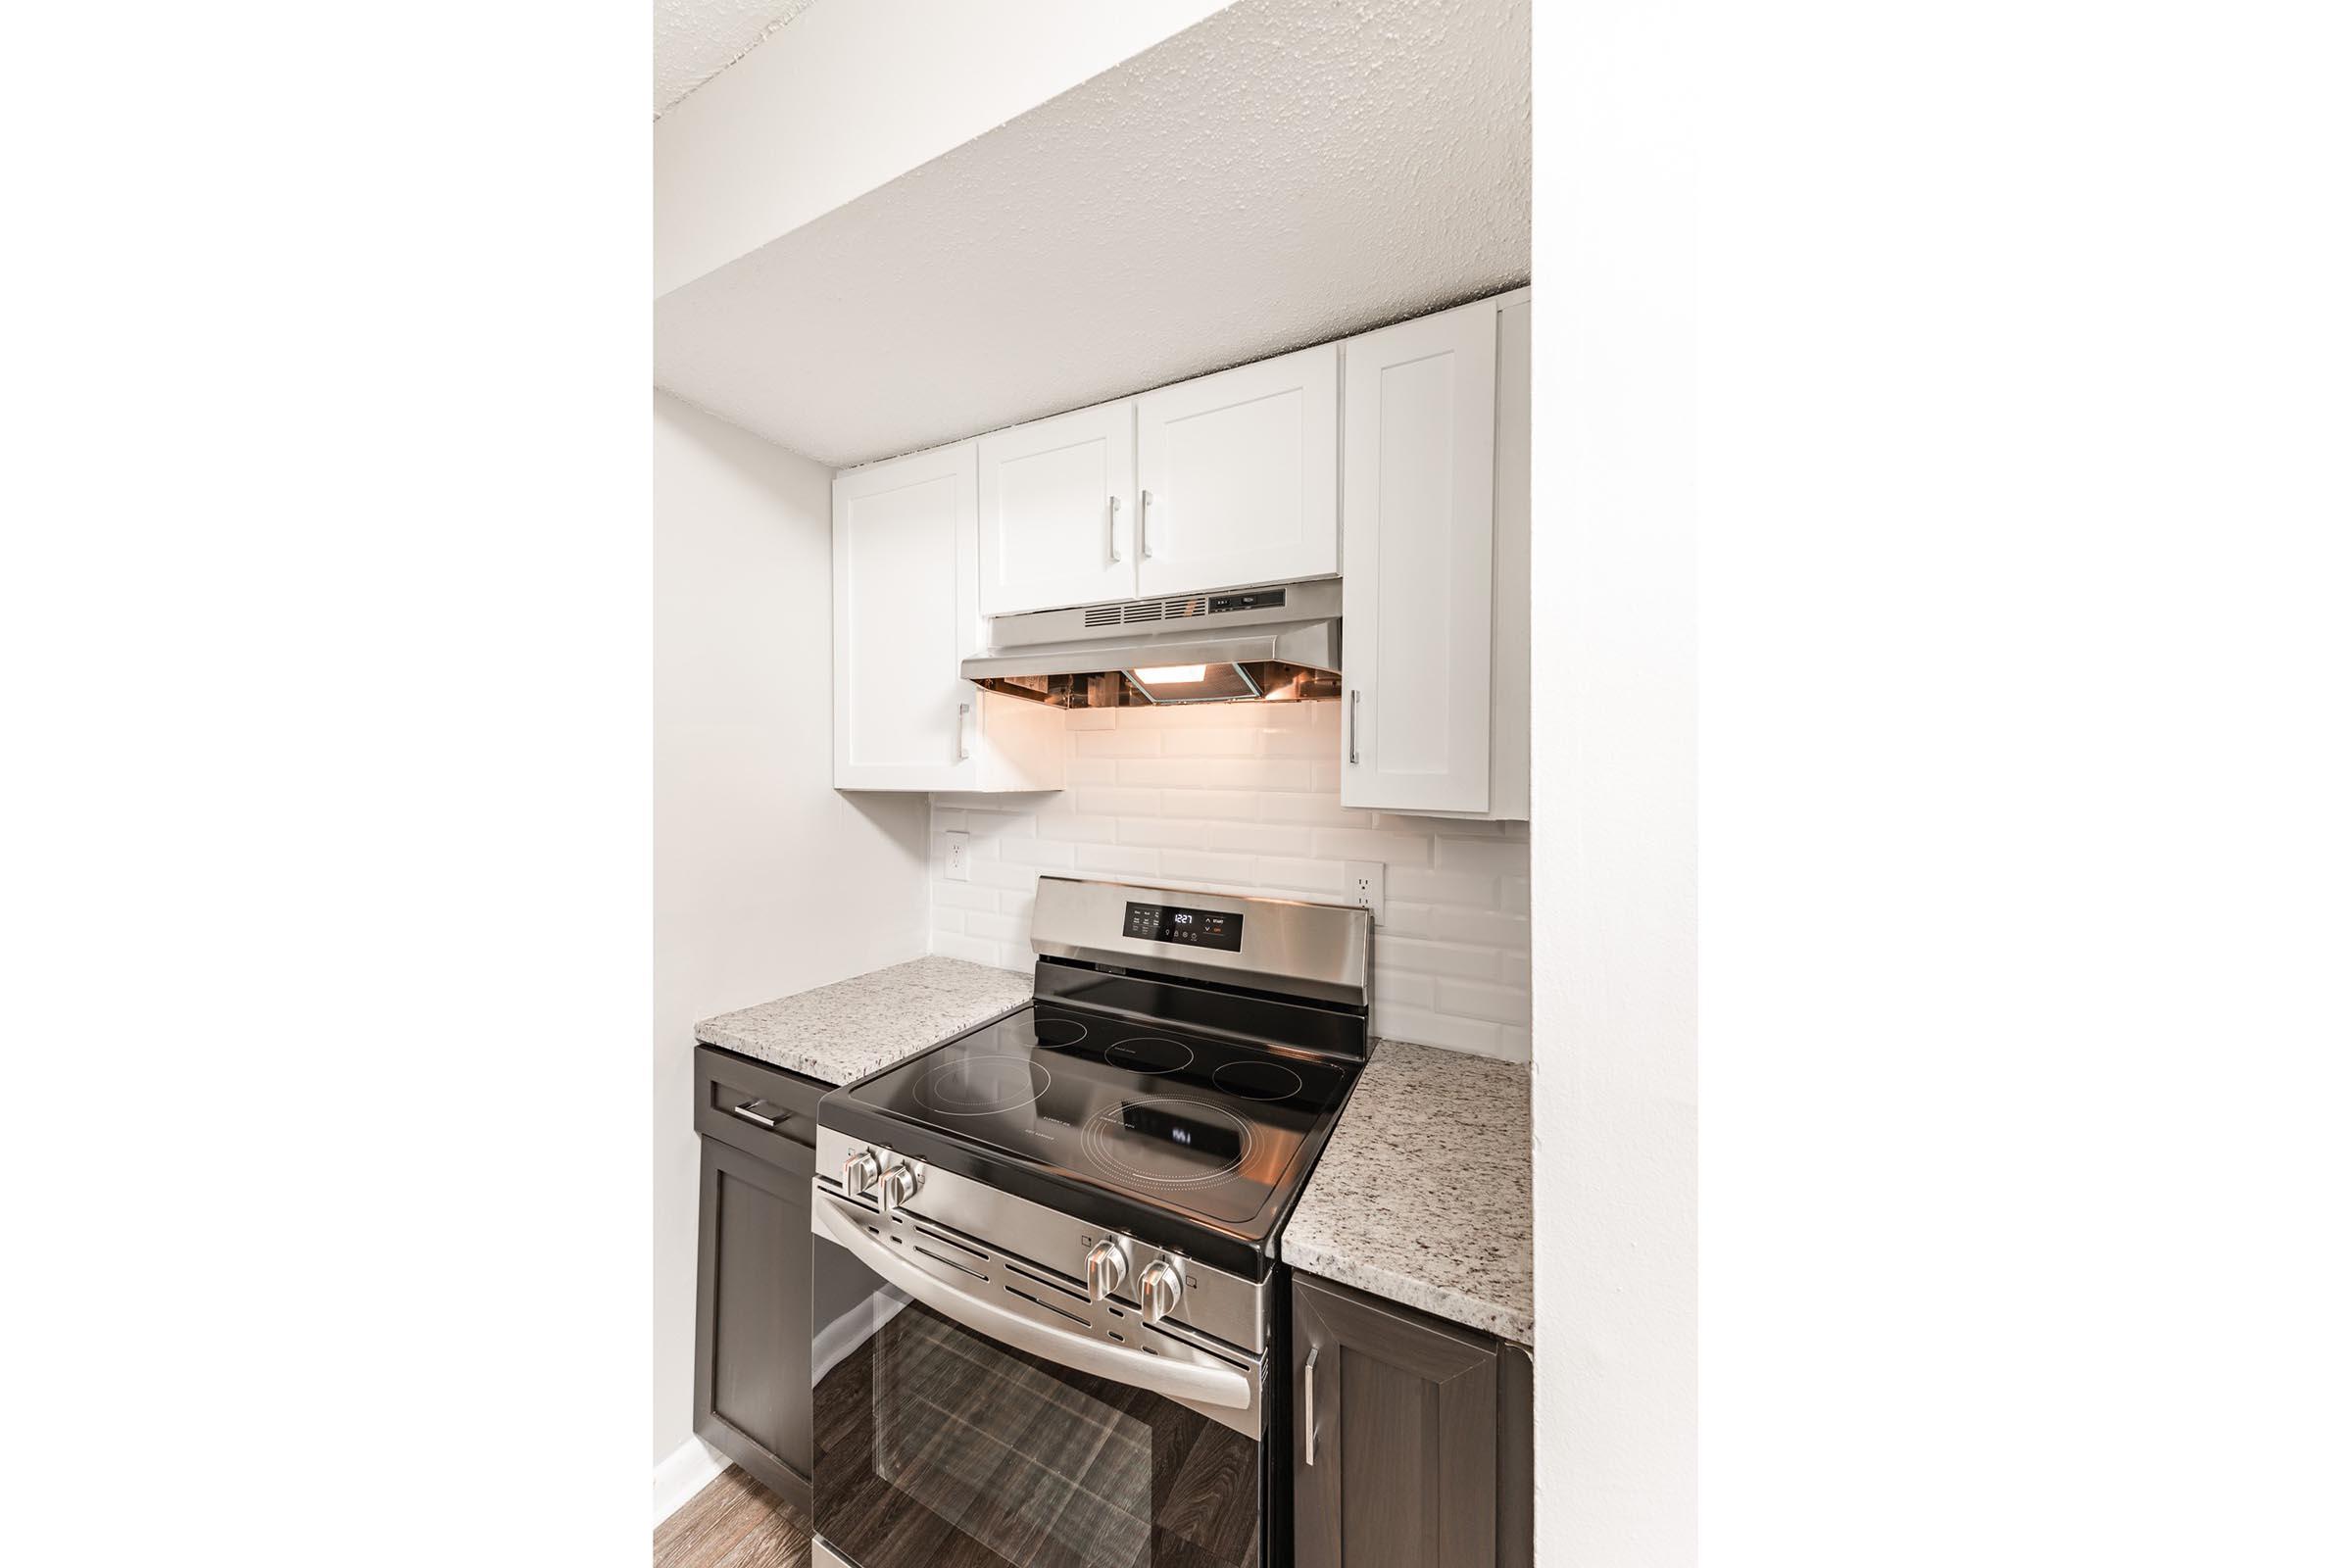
left=1085, top=1238, right=1130, bottom=1302
left=840, top=1150, right=881, bottom=1200
left=1138, top=1257, right=1184, bottom=1323
left=876, top=1161, right=922, bottom=1216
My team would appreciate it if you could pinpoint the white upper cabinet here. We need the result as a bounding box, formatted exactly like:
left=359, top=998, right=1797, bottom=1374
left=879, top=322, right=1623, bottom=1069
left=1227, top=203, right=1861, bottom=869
left=976, top=400, right=1137, bottom=616
left=1340, top=293, right=1528, bottom=818
left=833, top=441, right=1063, bottom=792
left=1136, top=343, right=1340, bottom=598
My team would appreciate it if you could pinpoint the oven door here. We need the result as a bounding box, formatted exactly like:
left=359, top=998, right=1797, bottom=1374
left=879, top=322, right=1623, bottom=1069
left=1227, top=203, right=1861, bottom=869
left=810, top=1188, right=1266, bottom=1568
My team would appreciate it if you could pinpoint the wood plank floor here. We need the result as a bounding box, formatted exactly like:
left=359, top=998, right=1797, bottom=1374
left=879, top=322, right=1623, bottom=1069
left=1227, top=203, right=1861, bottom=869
left=654, top=1466, right=810, bottom=1568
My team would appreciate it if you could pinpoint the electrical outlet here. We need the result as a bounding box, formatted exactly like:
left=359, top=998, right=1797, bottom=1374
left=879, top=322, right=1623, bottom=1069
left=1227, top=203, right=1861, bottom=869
left=944, top=830, right=970, bottom=882
left=1345, top=860, right=1385, bottom=922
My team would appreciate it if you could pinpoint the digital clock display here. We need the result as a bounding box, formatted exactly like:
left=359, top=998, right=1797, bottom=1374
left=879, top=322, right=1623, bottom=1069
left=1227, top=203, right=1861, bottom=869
left=1122, top=901, right=1245, bottom=952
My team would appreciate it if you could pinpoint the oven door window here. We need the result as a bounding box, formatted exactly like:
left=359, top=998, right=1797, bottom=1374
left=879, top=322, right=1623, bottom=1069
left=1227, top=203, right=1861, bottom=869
left=814, top=1249, right=1261, bottom=1568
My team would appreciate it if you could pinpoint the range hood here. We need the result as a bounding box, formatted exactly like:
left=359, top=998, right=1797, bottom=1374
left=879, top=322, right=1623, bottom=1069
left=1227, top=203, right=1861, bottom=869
left=960, top=579, right=1342, bottom=709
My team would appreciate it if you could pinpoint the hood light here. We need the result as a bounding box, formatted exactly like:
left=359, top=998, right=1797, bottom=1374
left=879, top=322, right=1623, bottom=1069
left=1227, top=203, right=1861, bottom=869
left=1121, top=662, right=1262, bottom=704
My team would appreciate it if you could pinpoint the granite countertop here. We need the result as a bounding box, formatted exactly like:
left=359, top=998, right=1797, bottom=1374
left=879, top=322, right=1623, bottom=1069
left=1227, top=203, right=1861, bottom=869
left=1281, top=1039, right=1535, bottom=1344
left=694, top=956, right=1034, bottom=1086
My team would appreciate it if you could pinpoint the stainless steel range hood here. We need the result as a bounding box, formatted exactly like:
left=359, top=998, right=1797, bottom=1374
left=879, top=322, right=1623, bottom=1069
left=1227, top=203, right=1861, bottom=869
left=959, top=579, right=1342, bottom=709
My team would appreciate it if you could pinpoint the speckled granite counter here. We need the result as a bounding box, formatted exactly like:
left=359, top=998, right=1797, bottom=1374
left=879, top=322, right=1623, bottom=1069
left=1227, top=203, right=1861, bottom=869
left=1281, top=1039, right=1534, bottom=1344
left=694, top=956, right=1033, bottom=1086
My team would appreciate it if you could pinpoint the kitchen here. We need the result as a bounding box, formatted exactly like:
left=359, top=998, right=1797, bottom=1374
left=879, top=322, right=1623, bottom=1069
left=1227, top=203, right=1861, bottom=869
left=14, top=0, right=2328, bottom=1561
left=14, top=0, right=2338, bottom=1556
left=655, top=4, right=1534, bottom=1564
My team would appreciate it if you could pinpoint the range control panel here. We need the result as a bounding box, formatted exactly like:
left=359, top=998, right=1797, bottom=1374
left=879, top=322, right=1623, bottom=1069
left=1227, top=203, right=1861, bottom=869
left=1122, top=901, right=1245, bottom=952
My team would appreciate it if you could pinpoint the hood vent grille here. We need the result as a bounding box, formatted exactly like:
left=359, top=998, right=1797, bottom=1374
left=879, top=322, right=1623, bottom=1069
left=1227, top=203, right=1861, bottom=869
left=1083, top=595, right=1216, bottom=628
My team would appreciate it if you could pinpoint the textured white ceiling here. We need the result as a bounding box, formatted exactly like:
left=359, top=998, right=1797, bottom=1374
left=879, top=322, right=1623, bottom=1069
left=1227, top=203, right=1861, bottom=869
left=654, top=0, right=818, bottom=118
left=653, top=0, right=1530, bottom=468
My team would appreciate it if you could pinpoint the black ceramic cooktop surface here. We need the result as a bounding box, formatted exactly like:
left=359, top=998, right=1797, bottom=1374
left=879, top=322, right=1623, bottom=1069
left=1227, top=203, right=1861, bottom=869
left=844, top=1001, right=1356, bottom=1233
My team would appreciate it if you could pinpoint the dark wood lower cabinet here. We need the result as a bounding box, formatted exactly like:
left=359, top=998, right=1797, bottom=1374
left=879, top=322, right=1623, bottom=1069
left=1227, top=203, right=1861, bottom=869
left=692, top=1048, right=828, bottom=1515
left=1293, top=1273, right=1534, bottom=1568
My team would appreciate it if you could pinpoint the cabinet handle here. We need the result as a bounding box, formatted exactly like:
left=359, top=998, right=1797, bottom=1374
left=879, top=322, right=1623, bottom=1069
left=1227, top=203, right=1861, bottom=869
left=1348, top=690, right=1361, bottom=764
left=1140, top=489, right=1154, bottom=559
left=1304, top=1343, right=1322, bottom=1465
left=1107, top=495, right=1121, bottom=563
left=956, top=702, right=972, bottom=761
left=730, top=1100, right=783, bottom=1129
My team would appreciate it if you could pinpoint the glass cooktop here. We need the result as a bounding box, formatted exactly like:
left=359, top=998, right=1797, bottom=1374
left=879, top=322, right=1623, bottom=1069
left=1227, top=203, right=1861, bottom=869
left=845, top=1001, right=1356, bottom=1231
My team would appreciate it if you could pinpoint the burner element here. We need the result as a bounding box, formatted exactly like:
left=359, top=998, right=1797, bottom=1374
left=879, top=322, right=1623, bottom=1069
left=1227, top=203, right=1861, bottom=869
left=1209, top=1060, right=1306, bottom=1102
left=1104, top=1035, right=1196, bottom=1075
left=913, top=1054, right=1050, bottom=1116
left=1029, top=1014, right=1090, bottom=1049
left=1081, top=1098, right=1253, bottom=1188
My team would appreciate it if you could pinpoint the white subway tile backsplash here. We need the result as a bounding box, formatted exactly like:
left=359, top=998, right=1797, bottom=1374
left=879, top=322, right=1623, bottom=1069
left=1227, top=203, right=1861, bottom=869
left=1074, top=843, right=1163, bottom=877
left=1389, top=866, right=1499, bottom=906
left=971, top=860, right=1041, bottom=893
left=1036, top=813, right=1122, bottom=844
left=1371, top=1005, right=1514, bottom=1060
left=1372, top=969, right=1438, bottom=1008
left=1158, top=849, right=1258, bottom=886
left=1231, top=759, right=1316, bottom=792
left=1076, top=787, right=1161, bottom=816
left=1000, top=838, right=1078, bottom=868
left=1434, top=835, right=1538, bottom=874
left=1074, top=727, right=1164, bottom=758
left=1116, top=817, right=1209, bottom=850
left=1437, top=978, right=1534, bottom=1026
left=1114, top=758, right=1217, bottom=789
left=964, top=909, right=1031, bottom=943
left=1251, top=856, right=1349, bottom=894
left=1258, top=792, right=1359, bottom=827
left=1177, top=790, right=1261, bottom=820
left=1258, top=724, right=1331, bottom=757
left=932, top=932, right=1002, bottom=965
left=1309, top=826, right=1436, bottom=866
left=926, top=701, right=1530, bottom=1061
left=1382, top=901, right=1533, bottom=950
left=1200, top=821, right=1300, bottom=857
left=1160, top=728, right=1264, bottom=758
left=1381, top=936, right=1517, bottom=982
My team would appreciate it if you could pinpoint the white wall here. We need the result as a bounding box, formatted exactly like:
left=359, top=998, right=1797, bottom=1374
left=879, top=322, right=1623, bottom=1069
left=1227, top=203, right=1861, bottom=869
left=651, top=391, right=931, bottom=1468
left=929, top=700, right=1532, bottom=1060
left=1530, top=0, right=1698, bottom=1556
left=654, top=0, right=1232, bottom=296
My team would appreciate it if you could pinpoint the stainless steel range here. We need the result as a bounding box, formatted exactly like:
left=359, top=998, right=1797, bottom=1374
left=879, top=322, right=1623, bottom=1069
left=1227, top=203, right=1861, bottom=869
left=808, top=875, right=1372, bottom=1568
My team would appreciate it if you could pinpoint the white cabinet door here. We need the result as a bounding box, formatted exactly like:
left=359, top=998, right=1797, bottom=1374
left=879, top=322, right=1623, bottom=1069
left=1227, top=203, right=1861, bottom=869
left=976, top=400, right=1136, bottom=616
left=833, top=441, right=980, bottom=789
left=1135, top=343, right=1339, bottom=598
left=1340, top=300, right=1498, bottom=814
left=833, top=441, right=1065, bottom=792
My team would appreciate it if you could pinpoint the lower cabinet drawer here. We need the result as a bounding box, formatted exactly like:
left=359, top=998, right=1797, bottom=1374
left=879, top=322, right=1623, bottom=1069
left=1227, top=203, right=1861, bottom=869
left=694, top=1045, right=827, bottom=1160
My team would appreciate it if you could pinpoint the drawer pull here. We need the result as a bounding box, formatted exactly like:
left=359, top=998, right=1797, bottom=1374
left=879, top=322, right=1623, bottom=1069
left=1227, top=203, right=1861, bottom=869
left=730, top=1099, right=787, bottom=1129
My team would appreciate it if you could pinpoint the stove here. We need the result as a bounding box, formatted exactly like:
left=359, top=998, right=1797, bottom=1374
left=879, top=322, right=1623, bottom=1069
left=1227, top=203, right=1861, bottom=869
left=808, top=876, right=1371, bottom=1568
left=841, top=997, right=1354, bottom=1230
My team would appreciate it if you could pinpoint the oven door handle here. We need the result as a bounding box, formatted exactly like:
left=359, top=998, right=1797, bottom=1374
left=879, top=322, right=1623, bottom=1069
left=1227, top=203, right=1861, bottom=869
left=814, top=1192, right=1253, bottom=1411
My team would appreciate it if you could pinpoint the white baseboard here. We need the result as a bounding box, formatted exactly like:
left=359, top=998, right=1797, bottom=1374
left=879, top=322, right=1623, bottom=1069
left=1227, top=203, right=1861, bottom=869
left=653, top=1433, right=730, bottom=1528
